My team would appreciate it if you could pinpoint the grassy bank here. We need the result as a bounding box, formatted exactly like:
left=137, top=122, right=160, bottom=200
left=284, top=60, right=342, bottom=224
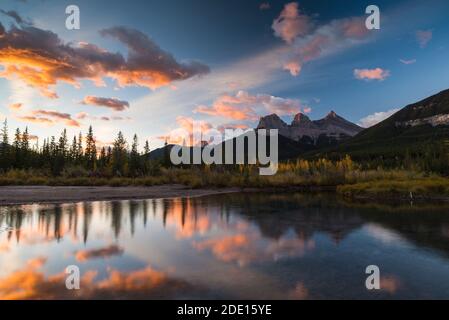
left=337, top=177, right=449, bottom=200
left=1, top=156, right=448, bottom=200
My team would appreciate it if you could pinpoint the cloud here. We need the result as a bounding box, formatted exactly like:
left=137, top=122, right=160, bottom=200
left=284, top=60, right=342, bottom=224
left=259, top=2, right=271, bottom=10
left=17, top=115, right=53, bottom=125
left=0, top=257, right=195, bottom=299
left=0, top=22, right=209, bottom=98
left=358, top=108, right=399, bottom=128
left=194, top=90, right=306, bottom=120
left=272, top=2, right=312, bottom=44
left=9, top=103, right=22, bottom=110
left=100, top=26, right=210, bottom=88
left=354, top=68, right=390, bottom=81
left=17, top=109, right=80, bottom=127
left=75, top=245, right=124, bottom=262
left=76, top=112, right=89, bottom=120
left=416, top=30, right=432, bottom=48
left=81, top=96, right=130, bottom=111
left=399, top=58, right=416, bottom=65
left=193, top=230, right=314, bottom=267
left=0, top=10, right=26, bottom=25
left=273, top=3, right=371, bottom=76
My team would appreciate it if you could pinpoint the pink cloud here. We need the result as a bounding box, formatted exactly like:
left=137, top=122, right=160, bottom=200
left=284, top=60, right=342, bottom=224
left=194, top=91, right=305, bottom=121
left=416, top=30, right=432, bottom=48
left=272, top=2, right=312, bottom=44
left=273, top=3, right=371, bottom=76
left=76, top=112, right=89, bottom=120
left=18, top=109, right=81, bottom=127
left=354, top=68, right=390, bottom=81
left=81, top=96, right=129, bottom=111
left=9, top=103, right=22, bottom=110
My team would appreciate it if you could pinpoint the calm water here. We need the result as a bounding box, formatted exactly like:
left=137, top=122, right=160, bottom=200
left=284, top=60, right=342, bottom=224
left=1, top=193, right=449, bottom=300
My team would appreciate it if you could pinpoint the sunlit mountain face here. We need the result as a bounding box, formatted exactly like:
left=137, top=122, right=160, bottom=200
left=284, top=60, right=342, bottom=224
left=1, top=194, right=449, bottom=299
left=1, top=0, right=449, bottom=151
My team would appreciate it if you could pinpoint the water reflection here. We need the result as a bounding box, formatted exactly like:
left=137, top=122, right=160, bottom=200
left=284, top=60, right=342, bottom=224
left=1, top=193, right=449, bottom=299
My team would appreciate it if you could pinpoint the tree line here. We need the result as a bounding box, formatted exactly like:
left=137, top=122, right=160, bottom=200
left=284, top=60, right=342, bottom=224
left=0, top=119, right=161, bottom=177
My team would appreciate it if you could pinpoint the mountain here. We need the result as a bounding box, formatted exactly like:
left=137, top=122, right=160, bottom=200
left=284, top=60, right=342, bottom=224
left=147, top=111, right=363, bottom=162
left=146, top=133, right=315, bottom=162
left=312, top=88, right=449, bottom=160
left=257, top=111, right=363, bottom=144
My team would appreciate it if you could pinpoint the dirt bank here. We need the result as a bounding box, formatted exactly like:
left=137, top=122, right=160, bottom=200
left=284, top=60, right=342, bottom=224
left=0, top=185, right=241, bottom=205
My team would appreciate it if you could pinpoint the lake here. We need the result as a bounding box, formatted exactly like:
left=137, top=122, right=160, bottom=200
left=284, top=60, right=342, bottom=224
left=1, top=193, right=449, bottom=299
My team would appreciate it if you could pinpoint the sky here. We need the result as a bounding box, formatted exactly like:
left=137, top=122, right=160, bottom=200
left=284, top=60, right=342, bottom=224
left=1, top=0, right=449, bottom=150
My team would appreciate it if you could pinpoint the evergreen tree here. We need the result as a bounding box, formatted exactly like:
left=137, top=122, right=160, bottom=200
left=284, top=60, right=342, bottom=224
left=58, top=129, right=68, bottom=159
left=13, top=128, right=21, bottom=167
left=85, top=126, right=96, bottom=171
left=129, top=134, right=140, bottom=176
left=98, top=146, right=107, bottom=170
left=70, top=136, right=78, bottom=164
left=21, top=127, right=30, bottom=167
left=144, top=140, right=150, bottom=154
left=77, top=132, right=83, bottom=163
left=0, top=119, right=9, bottom=170
left=112, top=131, right=127, bottom=176
left=1, top=119, right=8, bottom=146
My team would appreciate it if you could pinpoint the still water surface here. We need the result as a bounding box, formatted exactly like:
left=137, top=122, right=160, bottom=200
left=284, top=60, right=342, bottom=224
left=1, top=193, right=449, bottom=299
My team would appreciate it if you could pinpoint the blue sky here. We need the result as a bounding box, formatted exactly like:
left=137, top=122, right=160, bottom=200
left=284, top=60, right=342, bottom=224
left=1, top=0, right=449, bottom=150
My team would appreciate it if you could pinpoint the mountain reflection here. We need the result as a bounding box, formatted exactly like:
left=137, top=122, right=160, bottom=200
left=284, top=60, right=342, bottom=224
left=1, top=194, right=449, bottom=254
left=1, top=193, right=449, bottom=299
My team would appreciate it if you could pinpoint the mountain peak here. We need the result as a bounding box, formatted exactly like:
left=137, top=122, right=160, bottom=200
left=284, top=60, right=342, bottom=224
left=326, top=110, right=337, bottom=118
left=292, top=112, right=311, bottom=124
left=257, top=113, right=288, bottom=129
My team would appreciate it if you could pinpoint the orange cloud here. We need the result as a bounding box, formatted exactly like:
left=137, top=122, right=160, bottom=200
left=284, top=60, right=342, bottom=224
left=354, top=68, right=390, bottom=81
left=81, top=96, right=129, bottom=111
left=195, top=90, right=304, bottom=120
left=0, top=257, right=194, bottom=299
left=380, top=275, right=401, bottom=294
left=17, top=115, right=54, bottom=125
left=194, top=228, right=314, bottom=266
left=9, top=103, right=22, bottom=110
left=17, top=110, right=80, bottom=127
left=75, top=245, right=124, bottom=262
left=0, top=23, right=209, bottom=98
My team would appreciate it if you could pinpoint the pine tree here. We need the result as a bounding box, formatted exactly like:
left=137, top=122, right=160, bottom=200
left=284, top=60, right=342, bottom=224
left=85, top=126, right=96, bottom=171
left=1, top=119, right=8, bottom=146
left=144, top=140, right=150, bottom=154
left=21, top=127, right=30, bottom=167
left=58, top=129, right=68, bottom=158
left=70, top=136, right=78, bottom=163
left=129, top=134, right=140, bottom=176
left=112, top=131, right=127, bottom=176
left=13, top=128, right=21, bottom=167
left=0, top=119, right=9, bottom=170
left=21, top=127, right=29, bottom=152
left=77, top=132, right=83, bottom=163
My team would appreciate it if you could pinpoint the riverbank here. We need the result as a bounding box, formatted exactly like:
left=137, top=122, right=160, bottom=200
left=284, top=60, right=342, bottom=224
left=0, top=185, right=240, bottom=205
left=0, top=182, right=448, bottom=206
